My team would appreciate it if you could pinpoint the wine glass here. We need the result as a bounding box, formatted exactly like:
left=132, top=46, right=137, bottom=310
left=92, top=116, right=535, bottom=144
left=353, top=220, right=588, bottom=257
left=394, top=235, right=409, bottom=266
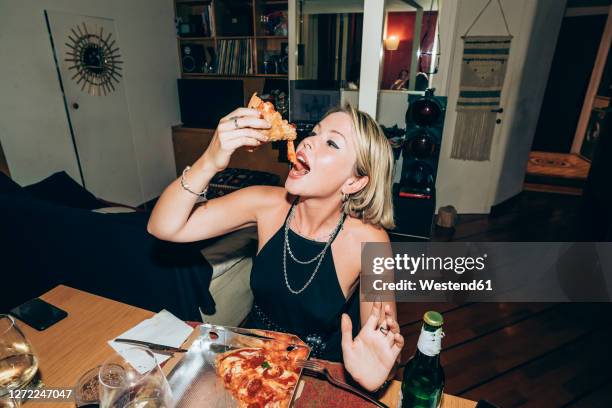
left=0, top=395, right=18, bottom=408
left=98, top=347, right=172, bottom=408
left=0, top=314, right=39, bottom=403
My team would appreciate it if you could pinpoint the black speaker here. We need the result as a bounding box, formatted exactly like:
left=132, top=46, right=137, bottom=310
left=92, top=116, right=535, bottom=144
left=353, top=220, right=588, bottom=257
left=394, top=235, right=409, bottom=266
left=399, top=89, right=446, bottom=198
left=181, top=43, right=205, bottom=73
left=392, top=185, right=437, bottom=241
left=178, top=79, right=244, bottom=128
left=393, top=89, right=447, bottom=238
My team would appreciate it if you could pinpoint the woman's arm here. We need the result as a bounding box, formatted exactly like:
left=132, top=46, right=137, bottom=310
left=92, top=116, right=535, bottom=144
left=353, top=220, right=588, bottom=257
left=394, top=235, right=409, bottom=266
left=147, top=107, right=271, bottom=242
left=341, top=227, right=403, bottom=391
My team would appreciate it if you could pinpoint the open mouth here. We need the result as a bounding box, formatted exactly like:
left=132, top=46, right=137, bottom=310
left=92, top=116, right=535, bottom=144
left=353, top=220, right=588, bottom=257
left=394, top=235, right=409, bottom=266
left=290, top=151, right=311, bottom=176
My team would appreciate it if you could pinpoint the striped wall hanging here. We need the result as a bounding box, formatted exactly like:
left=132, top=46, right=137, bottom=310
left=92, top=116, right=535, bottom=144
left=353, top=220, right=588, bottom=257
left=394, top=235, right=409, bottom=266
left=451, top=0, right=512, bottom=161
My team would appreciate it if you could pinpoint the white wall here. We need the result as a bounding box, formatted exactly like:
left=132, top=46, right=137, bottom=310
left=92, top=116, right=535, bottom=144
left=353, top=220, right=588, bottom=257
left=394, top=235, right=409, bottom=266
left=434, top=0, right=566, bottom=213
left=359, top=0, right=385, bottom=115
left=0, top=0, right=180, bottom=203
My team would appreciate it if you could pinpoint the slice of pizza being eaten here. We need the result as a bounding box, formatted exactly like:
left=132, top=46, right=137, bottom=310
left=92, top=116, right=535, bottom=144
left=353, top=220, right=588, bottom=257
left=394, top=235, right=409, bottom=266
left=247, top=93, right=299, bottom=167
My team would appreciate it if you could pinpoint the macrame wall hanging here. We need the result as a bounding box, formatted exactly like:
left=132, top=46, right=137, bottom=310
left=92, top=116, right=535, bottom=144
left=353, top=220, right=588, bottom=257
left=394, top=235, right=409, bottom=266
left=450, top=0, right=512, bottom=161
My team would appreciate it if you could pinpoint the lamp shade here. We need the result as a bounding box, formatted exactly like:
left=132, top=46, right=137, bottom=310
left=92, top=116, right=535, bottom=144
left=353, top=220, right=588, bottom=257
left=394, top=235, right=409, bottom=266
left=384, top=35, right=400, bottom=51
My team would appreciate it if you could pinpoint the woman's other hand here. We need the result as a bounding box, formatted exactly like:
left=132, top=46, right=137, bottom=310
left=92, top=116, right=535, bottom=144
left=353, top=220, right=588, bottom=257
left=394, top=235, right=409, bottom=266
left=202, top=107, right=270, bottom=173
left=341, top=301, right=404, bottom=391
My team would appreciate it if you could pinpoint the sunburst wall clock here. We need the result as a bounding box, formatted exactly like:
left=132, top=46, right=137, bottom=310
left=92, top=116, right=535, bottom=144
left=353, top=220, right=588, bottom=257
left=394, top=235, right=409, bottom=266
left=65, top=22, right=123, bottom=96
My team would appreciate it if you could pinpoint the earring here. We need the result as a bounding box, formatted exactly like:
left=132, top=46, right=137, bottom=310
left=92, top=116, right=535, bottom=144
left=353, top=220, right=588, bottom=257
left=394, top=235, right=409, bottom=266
left=341, top=192, right=349, bottom=203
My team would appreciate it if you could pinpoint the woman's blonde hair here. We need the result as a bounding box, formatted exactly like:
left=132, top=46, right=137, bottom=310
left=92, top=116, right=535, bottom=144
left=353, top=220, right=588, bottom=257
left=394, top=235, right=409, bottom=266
left=325, top=104, right=395, bottom=229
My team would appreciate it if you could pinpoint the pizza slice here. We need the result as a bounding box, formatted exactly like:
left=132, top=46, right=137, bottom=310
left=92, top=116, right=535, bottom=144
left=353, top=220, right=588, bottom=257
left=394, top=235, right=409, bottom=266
left=247, top=93, right=299, bottom=166
left=215, top=341, right=309, bottom=408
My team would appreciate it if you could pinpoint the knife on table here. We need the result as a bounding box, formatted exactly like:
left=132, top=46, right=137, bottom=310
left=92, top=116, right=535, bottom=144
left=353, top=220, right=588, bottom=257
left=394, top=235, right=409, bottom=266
left=113, top=338, right=188, bottom=353
left=220, top=327, right=309, bottom=350
left=224, top=327, right=275, bottom=340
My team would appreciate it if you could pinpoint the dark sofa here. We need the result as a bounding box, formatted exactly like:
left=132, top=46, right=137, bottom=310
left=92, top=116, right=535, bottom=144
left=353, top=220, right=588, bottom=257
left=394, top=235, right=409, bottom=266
left=0, top=172, right=214, bottom=321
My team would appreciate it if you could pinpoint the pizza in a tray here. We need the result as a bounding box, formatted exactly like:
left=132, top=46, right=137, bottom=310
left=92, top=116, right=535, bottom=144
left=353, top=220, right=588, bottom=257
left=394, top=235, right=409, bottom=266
left=247, top=93, right=298, bottom=166
left=215, top=339, right=309, bottom=408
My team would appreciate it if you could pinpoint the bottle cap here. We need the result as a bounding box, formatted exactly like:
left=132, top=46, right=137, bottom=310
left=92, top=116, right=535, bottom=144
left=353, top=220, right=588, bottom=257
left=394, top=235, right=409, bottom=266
left=423, top=311, right=443, bottom=327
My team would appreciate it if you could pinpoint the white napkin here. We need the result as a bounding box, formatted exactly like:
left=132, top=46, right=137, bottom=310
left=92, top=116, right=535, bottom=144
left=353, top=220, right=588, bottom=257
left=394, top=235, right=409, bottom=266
left=109, top=309, right=193, bottom=371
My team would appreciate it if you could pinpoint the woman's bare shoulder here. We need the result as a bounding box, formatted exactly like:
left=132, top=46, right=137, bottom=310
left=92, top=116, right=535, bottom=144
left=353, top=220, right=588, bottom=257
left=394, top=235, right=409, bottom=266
left=335, top=217, right=389, bottom=283
left=238, top=185, right=292, bottom=214
left=240, top=185, right=286, bottom=200
left=343, top=216, right=390, bottom=243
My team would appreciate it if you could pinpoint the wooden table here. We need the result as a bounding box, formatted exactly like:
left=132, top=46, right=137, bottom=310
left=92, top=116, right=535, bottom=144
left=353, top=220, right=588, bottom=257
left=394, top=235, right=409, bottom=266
left=18, top=285, right=475, bottom=408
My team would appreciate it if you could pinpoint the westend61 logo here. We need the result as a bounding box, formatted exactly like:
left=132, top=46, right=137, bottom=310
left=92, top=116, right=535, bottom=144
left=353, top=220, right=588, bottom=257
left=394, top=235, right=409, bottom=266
left=362, top=242, right=612, bottom=302
left=372, top=253, right=488, bottom=275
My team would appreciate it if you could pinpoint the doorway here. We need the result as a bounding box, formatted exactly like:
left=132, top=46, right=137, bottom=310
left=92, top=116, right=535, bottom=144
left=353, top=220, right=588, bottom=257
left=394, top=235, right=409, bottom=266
left=525, top=4, right=611, bottom=195
left=45, top=10, right=143, bottom=205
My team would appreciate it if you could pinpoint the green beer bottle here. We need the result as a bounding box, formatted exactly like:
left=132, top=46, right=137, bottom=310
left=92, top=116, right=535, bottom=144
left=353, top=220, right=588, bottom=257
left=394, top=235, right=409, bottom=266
left=400, top=311, right=445, bottom=408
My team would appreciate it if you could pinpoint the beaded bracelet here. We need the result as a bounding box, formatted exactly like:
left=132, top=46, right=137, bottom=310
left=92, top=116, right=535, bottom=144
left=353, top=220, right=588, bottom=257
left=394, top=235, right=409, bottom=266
left=180, top=166, right=208, bottom=200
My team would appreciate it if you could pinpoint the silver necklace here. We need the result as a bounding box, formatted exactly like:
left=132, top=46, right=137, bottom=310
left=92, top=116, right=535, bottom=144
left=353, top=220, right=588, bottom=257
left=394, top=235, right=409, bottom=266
left=283, top=205, right=344, bottom=294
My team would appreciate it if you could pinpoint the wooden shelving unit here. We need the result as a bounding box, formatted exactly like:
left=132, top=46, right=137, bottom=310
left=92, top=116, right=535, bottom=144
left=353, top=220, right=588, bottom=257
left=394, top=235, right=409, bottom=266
left=181, top=72, right=288, bottom=78
left=174, top=0, right=289, bottom=78
left=172, top=0, right=291, bottom=175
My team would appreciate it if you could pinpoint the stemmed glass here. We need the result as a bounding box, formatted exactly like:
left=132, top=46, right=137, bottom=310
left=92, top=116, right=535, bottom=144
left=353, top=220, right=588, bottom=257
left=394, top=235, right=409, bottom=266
left=98, top=347, right=173, bottom=408
left=0, top=315, right=39, bottom=407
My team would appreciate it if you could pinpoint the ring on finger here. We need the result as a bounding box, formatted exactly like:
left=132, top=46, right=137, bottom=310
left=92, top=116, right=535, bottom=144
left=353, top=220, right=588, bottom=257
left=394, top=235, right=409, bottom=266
left=379, top=326, right=389, bottom=335
left=230, top=116, right=240, bottom=129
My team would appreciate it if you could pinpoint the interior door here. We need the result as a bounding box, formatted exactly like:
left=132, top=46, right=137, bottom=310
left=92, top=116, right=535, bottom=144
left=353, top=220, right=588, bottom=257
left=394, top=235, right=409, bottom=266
left=531, top=13, right=607, bottom=153
left=45, top=11, right=142, bottom=206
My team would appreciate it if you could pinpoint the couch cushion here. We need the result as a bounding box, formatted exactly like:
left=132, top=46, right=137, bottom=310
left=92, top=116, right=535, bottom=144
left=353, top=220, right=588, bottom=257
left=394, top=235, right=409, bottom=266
left=200, top=226, right=258, bottom=279
left=201, top=257, right=254, bottom=326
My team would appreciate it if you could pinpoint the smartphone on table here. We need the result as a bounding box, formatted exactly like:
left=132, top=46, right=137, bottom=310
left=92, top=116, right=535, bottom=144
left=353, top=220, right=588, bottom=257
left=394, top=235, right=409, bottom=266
left=10, top=298, right=68, bottom=331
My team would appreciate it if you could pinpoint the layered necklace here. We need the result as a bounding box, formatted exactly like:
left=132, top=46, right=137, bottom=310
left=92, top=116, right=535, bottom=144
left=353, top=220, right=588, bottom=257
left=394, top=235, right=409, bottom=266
left=283, top=205, right=345, bottom=295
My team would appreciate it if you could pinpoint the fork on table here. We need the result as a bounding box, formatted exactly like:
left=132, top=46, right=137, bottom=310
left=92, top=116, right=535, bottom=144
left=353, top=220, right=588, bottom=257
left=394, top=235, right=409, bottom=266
left=296, top=359, right=390, bottom=408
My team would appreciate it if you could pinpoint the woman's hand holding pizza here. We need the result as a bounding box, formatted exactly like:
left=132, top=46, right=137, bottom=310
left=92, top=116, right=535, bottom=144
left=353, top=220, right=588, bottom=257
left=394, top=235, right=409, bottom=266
left=202, top=107, right=271, bottom=173
left=341, top=301, right=404, bottom=392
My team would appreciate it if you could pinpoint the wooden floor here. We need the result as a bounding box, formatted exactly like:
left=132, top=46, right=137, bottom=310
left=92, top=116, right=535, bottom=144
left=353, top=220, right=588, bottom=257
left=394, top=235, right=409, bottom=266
left=431, top=191, right=597, bottom=242
left=393, top=191, right=612, bottom=407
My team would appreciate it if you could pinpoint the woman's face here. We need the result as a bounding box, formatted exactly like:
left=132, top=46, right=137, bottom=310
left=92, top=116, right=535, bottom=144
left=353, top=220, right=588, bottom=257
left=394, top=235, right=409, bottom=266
left=285, top=112, right=358, bottom=199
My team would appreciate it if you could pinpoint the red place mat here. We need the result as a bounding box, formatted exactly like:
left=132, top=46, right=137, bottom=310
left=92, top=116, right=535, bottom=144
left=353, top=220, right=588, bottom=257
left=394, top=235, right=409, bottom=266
left=295, top=359, right=378, bottom=408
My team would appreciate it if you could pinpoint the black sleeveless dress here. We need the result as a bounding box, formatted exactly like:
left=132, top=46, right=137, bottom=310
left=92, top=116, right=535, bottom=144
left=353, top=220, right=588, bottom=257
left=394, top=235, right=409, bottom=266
left=244, top=200, right=360, bottom=362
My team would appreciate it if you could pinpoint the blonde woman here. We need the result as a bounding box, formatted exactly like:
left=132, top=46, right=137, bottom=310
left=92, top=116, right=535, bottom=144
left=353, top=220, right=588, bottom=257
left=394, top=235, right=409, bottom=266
left=148, top=104, right=404, bottom=391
